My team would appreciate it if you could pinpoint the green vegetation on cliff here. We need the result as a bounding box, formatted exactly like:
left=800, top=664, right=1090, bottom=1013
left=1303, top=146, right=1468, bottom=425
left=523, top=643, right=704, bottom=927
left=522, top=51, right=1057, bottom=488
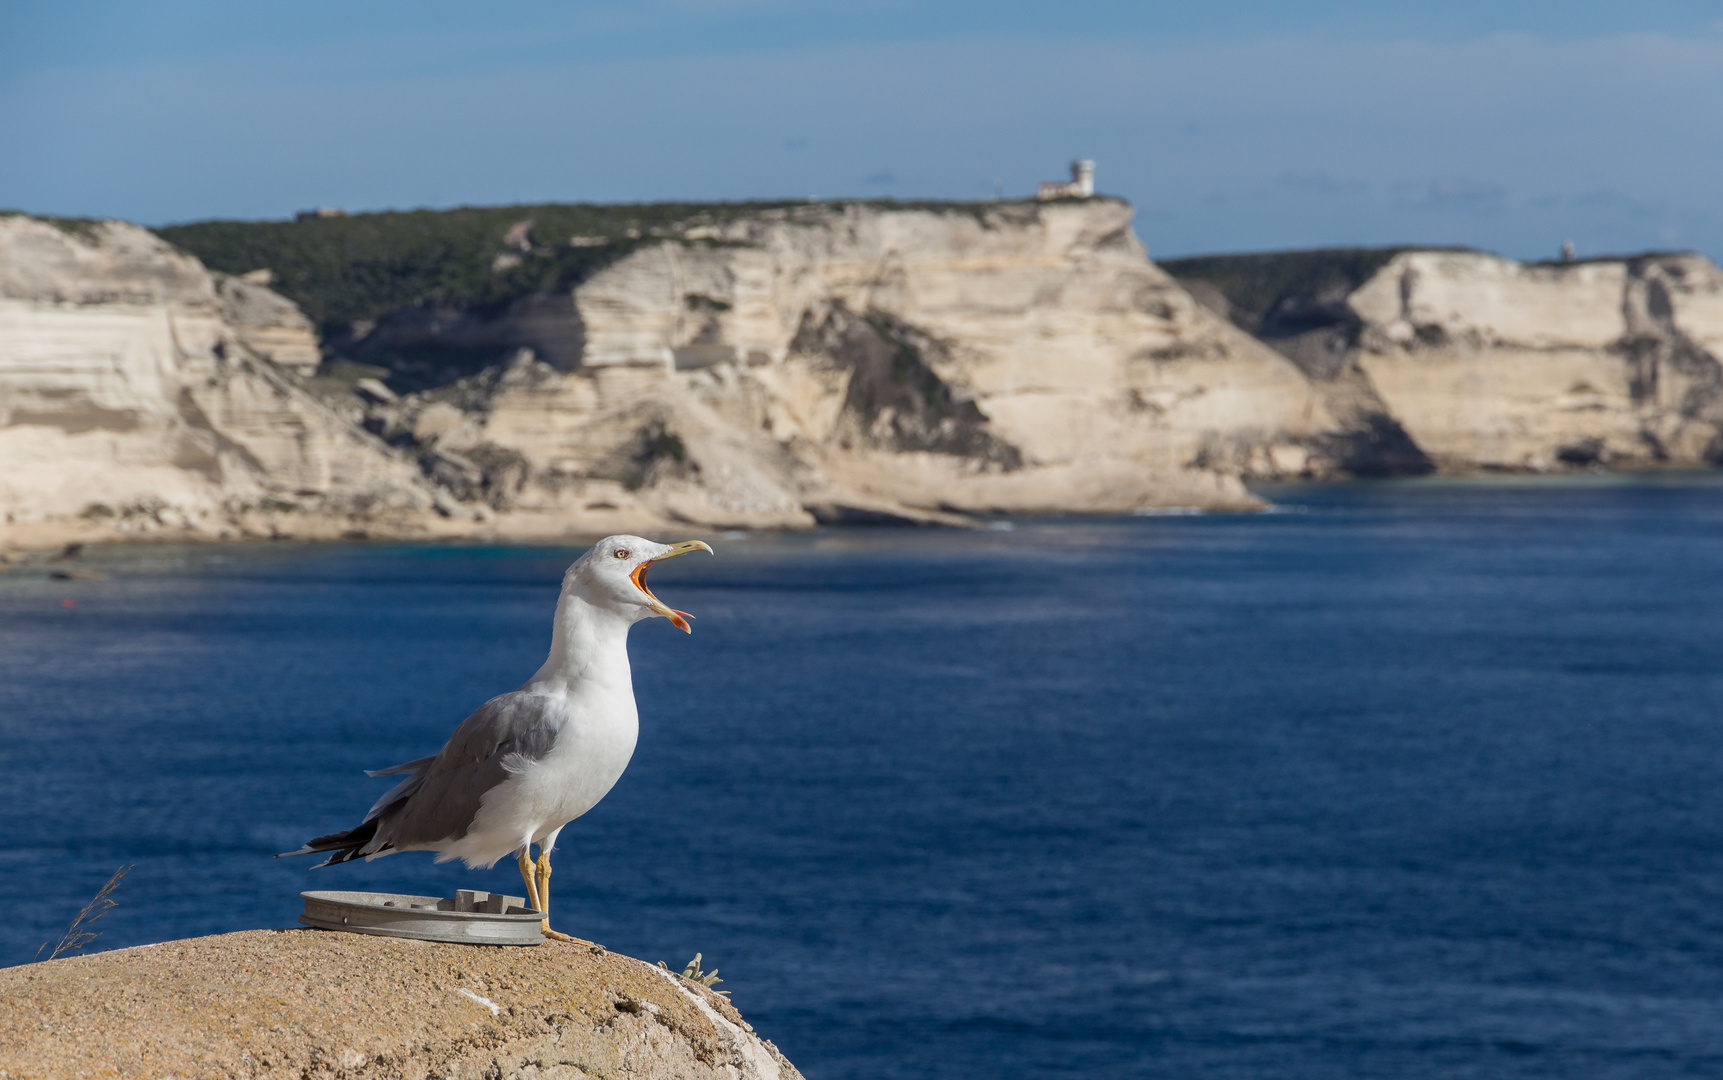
left=1, top=212, right=105, bottom=243
left=155, top=202, right=770, bottom=333
left=154, top=198, right=1014, bottom=337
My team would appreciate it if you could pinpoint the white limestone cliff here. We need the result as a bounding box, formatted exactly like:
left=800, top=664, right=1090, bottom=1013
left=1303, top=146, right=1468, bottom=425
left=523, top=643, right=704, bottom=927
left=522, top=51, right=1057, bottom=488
left=13, top=201, right=1721, bottom=549
left=217, top=271, right=323, bottom=375
left=364, top=200, right=1343, bottom=532
left=0, top=215, right=439, bottom=546
left=1348, top=250, right=1723, bottom=469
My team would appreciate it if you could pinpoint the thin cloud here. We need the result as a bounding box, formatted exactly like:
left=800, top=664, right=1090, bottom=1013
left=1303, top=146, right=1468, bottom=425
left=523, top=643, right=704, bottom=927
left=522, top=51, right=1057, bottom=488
left=1398, top=179, right=1509, bottom=214
left=1277, top=171, right=1366, bottom=195
left=1570, top=188, right=1664, bottom=218
left=2, top=30, right=1719, bottom=260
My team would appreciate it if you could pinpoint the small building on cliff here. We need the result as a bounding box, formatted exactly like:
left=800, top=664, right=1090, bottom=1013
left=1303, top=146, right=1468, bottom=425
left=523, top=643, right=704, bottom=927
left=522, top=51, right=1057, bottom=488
left=1038, top=159, right=1095, bottom=200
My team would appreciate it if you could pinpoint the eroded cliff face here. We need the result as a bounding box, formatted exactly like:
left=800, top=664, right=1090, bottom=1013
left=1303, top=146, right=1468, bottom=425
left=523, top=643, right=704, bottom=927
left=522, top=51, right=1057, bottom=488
left=10, top=203, right=1386, bottom=544
left=21, top=202, right=1705, bottom=547
left=358, top=200, right=1362, bottom=531
left=0, top=215, right=438, bottom=544
left=1170, top=247, right=1723, bottom=474
left=1348, top=251, right=1723, bottom=469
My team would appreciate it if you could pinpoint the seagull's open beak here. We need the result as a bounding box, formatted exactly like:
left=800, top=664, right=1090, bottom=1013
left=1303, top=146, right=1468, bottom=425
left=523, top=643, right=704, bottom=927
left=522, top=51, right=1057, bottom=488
left=631, top=540, right=713, bottom=632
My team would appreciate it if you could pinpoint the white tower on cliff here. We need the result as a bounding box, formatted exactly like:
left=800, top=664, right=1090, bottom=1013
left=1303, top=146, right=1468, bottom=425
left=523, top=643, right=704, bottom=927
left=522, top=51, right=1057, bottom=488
left=1038, top=159, right=1096, bottom=200
left=1071, top=159, right=1095, bottom=197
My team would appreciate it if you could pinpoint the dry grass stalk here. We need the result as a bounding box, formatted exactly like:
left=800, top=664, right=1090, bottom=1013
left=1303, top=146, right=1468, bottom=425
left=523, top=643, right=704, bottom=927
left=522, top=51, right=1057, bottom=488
left=37, top=864, right=132, bottom=962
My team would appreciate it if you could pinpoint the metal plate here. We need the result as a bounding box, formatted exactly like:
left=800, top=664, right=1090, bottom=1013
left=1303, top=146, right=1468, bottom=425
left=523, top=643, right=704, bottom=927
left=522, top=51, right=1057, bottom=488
left=300, top=889, right=545, bottom=946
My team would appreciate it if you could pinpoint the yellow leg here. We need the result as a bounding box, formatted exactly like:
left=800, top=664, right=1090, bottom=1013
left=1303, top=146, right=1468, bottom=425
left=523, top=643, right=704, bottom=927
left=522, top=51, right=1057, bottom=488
left=534, top=849, right=595, bottom=946
left=518, top=849, right=544, bottom=913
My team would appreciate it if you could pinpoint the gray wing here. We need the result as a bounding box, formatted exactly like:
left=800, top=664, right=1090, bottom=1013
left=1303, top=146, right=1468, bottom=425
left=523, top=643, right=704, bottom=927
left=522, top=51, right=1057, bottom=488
left=366, top=690, right=564, bottom=853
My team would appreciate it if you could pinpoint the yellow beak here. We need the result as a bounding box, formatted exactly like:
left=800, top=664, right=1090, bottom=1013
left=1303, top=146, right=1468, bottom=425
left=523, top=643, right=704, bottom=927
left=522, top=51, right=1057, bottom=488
left=630, top=540, right=713, bottom=632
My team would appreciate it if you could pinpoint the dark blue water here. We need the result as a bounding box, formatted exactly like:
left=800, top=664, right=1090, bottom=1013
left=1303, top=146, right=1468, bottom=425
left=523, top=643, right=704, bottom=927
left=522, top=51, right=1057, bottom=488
left=5, top=476, right=1723, bottom=1077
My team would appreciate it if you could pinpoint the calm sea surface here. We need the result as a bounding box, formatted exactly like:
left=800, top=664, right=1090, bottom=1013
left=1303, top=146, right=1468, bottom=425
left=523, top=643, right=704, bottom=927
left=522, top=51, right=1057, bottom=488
left=5, top=476, right=1723, bottom=1078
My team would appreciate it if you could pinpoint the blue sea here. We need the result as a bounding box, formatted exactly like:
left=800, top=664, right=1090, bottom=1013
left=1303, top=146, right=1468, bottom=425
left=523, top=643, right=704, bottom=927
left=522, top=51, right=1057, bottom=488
left=5, top=476, right=1723, bottom=1078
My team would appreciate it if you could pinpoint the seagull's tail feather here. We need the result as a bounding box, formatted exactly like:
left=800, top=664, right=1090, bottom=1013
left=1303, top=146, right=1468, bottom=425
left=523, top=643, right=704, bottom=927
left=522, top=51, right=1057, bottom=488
left=278, top=762, right=431, bottom=864
left=275, top=820, right=387, bottom=865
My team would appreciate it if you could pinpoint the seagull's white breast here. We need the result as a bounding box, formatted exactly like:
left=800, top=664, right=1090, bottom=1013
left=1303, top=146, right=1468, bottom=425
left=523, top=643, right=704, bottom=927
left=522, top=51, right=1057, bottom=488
left=531, top=684, right=641, bottom=833
left=450, top=683, right=640, bottom=865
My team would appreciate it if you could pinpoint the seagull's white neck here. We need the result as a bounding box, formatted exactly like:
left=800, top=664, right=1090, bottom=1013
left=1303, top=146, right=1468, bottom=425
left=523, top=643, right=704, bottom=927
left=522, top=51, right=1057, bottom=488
left=525, top=587, right=638, bottom=695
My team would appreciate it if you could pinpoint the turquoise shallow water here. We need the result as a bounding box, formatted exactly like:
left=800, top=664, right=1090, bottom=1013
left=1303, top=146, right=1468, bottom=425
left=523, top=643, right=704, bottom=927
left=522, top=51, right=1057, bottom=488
left=4, top=476, right=1723, bottom=1078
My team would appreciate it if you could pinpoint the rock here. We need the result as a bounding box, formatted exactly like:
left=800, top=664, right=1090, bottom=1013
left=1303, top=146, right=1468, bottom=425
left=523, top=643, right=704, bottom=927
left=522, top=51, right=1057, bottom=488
left=1348, top=250, right=1723, bottom=470
left=2, top=201, right=1354, bottom=544
left=355, top=377, right=400, bottom=403
left=215, top=271, right=322, bottom=376
left=503, top=219, right=536, bottom=252
left=0, top=929, right=804, bottom=1080
left=325, top=295, right=587, bottom=389
left=354, top=199, right=1322, bottom=525
left=46, top=199, right=1723, bottom=546
left=0, top=214, right=442, bottom=548
left=1167, top=246, right=1723, bottom=474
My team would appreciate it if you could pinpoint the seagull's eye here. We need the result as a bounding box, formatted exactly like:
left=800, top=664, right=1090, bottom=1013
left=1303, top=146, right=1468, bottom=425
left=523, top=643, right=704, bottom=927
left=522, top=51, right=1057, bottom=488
left=613, top=549, right=630, bottom=560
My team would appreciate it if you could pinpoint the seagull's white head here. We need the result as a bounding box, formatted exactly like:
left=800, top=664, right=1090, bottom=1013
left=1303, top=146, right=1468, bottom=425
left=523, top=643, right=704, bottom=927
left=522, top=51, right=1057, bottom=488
left=566, top=534, right=713, bottom=632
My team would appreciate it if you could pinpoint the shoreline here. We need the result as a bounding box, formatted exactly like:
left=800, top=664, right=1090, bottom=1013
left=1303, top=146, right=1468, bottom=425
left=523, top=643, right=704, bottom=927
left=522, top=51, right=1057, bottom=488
left=7, top=467, right=1722, bottom=560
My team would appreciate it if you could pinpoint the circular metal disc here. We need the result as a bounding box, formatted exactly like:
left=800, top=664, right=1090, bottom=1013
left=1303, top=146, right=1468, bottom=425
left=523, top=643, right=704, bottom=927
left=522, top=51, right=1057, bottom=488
left=299, top=890, right=545, bottom=946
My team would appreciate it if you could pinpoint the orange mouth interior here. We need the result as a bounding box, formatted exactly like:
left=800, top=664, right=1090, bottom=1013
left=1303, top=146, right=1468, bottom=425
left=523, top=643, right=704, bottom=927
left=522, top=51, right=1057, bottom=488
left=629, top=560, right=653, bottom=599
left=631, top=559, right=693, bottom=631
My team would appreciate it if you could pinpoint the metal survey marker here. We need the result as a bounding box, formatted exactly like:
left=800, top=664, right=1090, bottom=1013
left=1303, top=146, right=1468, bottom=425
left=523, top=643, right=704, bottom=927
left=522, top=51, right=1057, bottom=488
left=299, top=889, right=544, bottom=946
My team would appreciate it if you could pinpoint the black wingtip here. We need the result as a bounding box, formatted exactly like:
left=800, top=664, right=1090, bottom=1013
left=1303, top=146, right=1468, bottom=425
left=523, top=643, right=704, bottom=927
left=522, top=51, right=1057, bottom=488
left=278, top=820, right=380, bottom=864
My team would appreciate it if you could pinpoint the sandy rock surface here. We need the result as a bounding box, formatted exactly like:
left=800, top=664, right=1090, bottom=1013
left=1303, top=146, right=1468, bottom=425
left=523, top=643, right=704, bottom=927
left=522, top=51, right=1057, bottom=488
left=0, top=929, right=803, bottom=1080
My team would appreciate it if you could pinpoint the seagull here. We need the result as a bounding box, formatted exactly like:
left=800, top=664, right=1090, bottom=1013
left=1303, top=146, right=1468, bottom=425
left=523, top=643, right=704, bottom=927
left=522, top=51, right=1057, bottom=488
left=281, top=535, right=713, bottom=942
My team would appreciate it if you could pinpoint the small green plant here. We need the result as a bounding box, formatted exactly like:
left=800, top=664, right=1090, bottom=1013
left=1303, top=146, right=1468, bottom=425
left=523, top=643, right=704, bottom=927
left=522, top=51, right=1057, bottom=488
left=658, top=953, right=728, bottom=997
left=38, top=865, right=131, bottom=961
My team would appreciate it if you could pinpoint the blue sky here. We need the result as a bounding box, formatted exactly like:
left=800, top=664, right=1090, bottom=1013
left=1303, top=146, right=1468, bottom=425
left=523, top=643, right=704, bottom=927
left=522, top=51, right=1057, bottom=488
left=2, top=1, right=1720, bottom=259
